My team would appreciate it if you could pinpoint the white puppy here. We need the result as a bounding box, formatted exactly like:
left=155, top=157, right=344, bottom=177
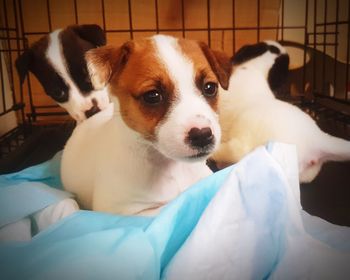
left=61, top=35, right=231, bottom=215
left=212, top=41, right=350, bottom=183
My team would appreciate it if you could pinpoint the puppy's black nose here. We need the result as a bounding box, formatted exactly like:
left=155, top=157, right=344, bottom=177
left=85, top=99, right=100, bottom=118
left=187, top=127, right=214, bottom=148
left=85, top=105, right=100, bottom=118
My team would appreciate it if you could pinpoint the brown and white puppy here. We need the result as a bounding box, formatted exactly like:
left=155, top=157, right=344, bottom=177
left=212, top=41, right=350, bottom=183
left=15, top=24, right=109, bottom=122
left=61, top=35, right=231, bottom=215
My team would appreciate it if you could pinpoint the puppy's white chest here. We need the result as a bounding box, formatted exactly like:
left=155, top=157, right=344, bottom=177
left=149, top=162, right=209, bottom=198
left=93, top=145, right=211, bottom=215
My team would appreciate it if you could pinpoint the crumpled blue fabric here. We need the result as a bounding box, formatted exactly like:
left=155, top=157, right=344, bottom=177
left=0, top=143, right=349, bottom=280
left=0, top=151, right=63, bottom=189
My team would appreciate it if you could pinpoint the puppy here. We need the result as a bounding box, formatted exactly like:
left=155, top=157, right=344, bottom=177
left=16, top=24, right=110, bottom=122
left=231, top=40, right=290, bottom=92
left=61, top=35, right=231, bottom=215
left=212, top=41, right=350, bottom=183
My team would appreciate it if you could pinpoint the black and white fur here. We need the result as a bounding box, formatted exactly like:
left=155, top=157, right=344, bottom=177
left=15, top=24, right=109, bottom=122
left=231, top=40, right=290, bottom=93
left=213, top=41, right=350, bottom=183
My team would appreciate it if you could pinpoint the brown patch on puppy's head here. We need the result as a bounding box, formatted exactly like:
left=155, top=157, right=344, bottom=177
left=176, top=39, right=224, bottom=112
left=86, top=38, right=175, bottom=140
left=86, top=36, right=229, bottom=147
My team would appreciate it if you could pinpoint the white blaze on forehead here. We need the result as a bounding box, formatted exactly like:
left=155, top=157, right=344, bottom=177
left=152, top=34, right=217, bottom=121
left=152, top=35, right=221, bottom=160
left=152, top=35, right=196, bottom=97
left=46, top=30, right=79, bottom=93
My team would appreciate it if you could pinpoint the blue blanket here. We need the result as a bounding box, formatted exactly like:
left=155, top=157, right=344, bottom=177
left=0, top=143, right=349, bottom=280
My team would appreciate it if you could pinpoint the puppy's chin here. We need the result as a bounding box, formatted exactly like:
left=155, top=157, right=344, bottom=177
left=154, top=141, right=217, bottom=162
left=185, top=151, right=213, bottom=161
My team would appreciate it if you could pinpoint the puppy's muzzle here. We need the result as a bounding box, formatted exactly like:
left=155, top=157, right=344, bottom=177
left=84, top=98, right=101, bottom=118
left=187, top=127, right=214, bottom=149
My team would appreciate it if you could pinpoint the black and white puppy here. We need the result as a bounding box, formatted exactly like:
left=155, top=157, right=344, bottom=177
left=16, top=24, right=109, bottom=122
left=212, top=41, right=350, bottom=183
left=231, top=40, right=290, bottom=93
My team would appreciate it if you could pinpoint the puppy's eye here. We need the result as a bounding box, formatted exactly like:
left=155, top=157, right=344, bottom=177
left=52, top=90, right=65, bottom=98
left=202, top=82, right=218, bottom=97
left=142, top=90, right=163, bottom=105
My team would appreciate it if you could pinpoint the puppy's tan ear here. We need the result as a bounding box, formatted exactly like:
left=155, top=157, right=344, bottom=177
left=199, top=42, right=232, bottom=90
left=86, top=42, right=133, bottom=89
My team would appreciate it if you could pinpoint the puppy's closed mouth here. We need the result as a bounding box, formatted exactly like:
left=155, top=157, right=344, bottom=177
left=187, top=145, right=215, bottom=159
left=84, top=98, right=101, bottom=118
left=188, top=151, right=211, bottom=159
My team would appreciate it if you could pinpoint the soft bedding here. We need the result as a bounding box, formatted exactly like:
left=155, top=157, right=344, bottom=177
left=0, top=142, right=349, bottom=280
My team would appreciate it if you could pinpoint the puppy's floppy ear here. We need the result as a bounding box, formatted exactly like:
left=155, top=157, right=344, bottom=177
left=268, top=54, right=290, bottom=91
left=86, top=42, right=133, bottom=89
left=15, top=49, right=32, bottom=84
left=70, top=24, right=106, bottom=47
left=232, top=42, right=268, bottom=65
left=199, top=42, right=232, bottom=90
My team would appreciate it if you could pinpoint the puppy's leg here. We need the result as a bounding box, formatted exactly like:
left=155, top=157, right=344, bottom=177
left=33, top=198, right=79, bottom=232
left=320, top=134, right=350, bottom=162
left=300, top=161, right=322, bottom=183
left=0, top=199, right=79, bottom=241
left=300, top=133, right=350, bottom=183
left=212, top=139, right=252, bottom=169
